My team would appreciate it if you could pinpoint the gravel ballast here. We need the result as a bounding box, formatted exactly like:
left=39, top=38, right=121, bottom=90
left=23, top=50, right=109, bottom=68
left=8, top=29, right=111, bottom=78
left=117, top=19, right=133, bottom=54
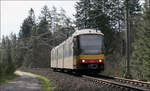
left=23, top=68, right=122, bottom=91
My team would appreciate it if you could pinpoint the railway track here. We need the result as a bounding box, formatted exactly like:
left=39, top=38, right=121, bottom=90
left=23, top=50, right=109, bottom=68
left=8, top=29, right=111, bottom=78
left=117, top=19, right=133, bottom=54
left=24, top=68, right=150, bottom=91
left=82, top=75, right=150, bottom=91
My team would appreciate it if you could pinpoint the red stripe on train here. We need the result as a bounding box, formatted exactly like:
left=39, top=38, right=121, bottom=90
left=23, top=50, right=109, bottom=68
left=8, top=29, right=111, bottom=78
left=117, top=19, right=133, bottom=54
left=80, top=59, right=104, bottom=64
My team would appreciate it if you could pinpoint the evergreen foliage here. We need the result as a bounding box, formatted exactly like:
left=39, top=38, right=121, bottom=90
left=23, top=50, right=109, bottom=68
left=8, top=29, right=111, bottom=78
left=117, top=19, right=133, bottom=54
left=75, top=0, right=116, bottom=55
left=0, top=34, right=18, bottom=77
left=75, top=0, right=142, bottom=77
left=0, top=5, right=74, bottom=76
left=131, top=4, right=150, bottom=80
left=19, top=8, right=36, bottom=39
left=17, top=6, right=74, bottom=68
left=1, top=1, right=149, bottom=81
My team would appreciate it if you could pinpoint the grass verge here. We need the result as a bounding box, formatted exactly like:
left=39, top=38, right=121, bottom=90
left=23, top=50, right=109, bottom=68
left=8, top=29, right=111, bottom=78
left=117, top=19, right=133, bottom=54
left=0, top=74, right=19, bottom=85
left=22, top=71, right=55, bottom=91
left=36, top=75, right=55, bottom=91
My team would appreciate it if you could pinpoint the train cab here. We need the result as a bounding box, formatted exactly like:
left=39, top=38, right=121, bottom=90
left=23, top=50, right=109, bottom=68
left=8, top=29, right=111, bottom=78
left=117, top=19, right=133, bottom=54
left=51, top=29, right=105, bottom=74
left=72, top=29, right=105, bottom=73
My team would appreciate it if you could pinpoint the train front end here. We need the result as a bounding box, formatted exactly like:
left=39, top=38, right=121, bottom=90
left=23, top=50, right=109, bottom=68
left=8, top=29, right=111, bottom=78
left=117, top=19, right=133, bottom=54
left=73, top=30, right=104, bottom=74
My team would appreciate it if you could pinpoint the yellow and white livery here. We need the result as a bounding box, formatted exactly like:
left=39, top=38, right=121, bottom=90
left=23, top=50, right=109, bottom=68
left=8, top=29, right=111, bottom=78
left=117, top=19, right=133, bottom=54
left=51, top=29, right=105, bottom=74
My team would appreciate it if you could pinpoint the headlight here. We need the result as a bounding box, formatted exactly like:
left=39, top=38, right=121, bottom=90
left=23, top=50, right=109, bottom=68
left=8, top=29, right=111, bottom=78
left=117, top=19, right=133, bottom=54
left=82, top=60, right=85, bottom=62
left=99, top=60, right=102, bottom=62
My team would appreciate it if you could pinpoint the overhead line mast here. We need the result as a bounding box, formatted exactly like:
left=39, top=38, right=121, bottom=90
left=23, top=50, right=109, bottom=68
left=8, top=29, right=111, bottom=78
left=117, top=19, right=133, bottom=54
left=125, top=0, right=132, bottom=79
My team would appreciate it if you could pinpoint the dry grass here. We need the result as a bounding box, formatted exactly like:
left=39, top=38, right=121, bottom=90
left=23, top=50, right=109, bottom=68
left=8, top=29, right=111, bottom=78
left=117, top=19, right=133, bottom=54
left=0, top=74, right=19, bottom=85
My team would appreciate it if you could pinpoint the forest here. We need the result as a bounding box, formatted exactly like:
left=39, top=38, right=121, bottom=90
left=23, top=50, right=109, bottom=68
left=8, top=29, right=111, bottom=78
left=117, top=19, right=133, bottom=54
left=0, top=0, right=150, bottom=81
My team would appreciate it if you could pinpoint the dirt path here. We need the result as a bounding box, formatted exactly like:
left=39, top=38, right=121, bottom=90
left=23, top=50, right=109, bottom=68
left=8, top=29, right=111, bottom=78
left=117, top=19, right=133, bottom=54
left=24, top=68, right=108, bottom=91
left=0, top=71, right=42, bottom=91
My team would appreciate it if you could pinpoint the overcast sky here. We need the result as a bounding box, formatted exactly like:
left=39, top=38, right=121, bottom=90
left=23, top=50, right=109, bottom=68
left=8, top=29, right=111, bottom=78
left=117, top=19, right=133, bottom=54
left=1, top=1, right=78, bottom=38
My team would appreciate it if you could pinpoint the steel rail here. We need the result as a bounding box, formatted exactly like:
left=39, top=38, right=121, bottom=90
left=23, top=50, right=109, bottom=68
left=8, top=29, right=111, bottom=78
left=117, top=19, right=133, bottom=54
left=83, top=75, right=150, bottom=91
left=114, top=77, right=150, bottom=89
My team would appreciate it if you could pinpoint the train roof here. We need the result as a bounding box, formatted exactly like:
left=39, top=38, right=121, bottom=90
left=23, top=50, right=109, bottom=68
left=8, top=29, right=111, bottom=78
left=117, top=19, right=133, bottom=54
left=51, top=29, right=104, bottom=51
left=72, top=29, right=104, bottom=37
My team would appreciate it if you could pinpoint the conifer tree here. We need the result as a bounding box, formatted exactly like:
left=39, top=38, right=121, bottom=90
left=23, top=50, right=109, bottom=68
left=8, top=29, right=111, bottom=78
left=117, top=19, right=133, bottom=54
left=19, top=8, right=36, bottom=39
left=131, top=2, right=150, bottom=80
left=75, top=0, right=91, bottom=29
left=38, top=5, right=52, bottom=34
left=75, top=0, right=115, bottom=54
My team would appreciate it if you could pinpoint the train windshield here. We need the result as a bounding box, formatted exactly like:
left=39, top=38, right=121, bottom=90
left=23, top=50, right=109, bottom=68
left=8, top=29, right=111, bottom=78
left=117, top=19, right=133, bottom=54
left=79, top=34, right=104, bottom=54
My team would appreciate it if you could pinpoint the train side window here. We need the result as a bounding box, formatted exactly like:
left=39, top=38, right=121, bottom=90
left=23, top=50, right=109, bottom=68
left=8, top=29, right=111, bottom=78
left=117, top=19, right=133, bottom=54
left=58, top=47, right=63, bottom=60
left=51, top=51, right=53, bottom=61
left=54, top=50, right=56, bottom=61
left=58, top=48, right=61, bottom=60
left=64, top=43, right=67, bottom=58
left=69, top=42, right=73, bottom=56
left=58, top=49, right=60, bottom=60
left=51, top=50, right=54, bottom=61
left=73, top=37, right=79, bottom=55
left=67, top=43, right=69, bottom=57
left=58, top=48, right=60, bottom=59
left=71, top=42, right=73, bottom=55
left=52, top=51, right=54, bottom=61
